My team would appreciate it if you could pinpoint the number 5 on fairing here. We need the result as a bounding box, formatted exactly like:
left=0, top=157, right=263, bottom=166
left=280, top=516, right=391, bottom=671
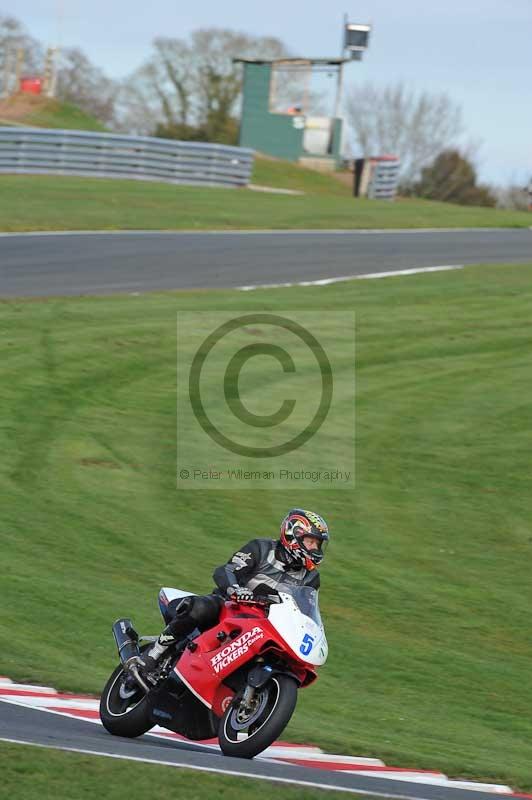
left=300, top=633, right=314, bottom=656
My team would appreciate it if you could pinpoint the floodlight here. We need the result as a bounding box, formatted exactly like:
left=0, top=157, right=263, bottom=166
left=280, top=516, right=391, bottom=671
left=344, top=23, right=371, bottom=59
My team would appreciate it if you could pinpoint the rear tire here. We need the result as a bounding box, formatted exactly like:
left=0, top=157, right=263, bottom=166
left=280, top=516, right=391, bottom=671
left=218, top=675, right=297, bottom=759
left=99, top=663, right=152, bottom=738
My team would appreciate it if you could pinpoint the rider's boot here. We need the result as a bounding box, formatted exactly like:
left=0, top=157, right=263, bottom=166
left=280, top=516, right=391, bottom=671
left=138, top=612, right=196, bottom=678
left=139, top=630, right=179, bottom=673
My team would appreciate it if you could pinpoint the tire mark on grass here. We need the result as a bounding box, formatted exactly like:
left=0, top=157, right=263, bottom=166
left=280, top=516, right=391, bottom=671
left=9, top=309, right=173, bottom=487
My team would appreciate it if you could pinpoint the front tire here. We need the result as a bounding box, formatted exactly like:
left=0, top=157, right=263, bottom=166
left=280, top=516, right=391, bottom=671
left=218, top=675, right=298, bottom=759
left=99, top=663, right=152, bottom=738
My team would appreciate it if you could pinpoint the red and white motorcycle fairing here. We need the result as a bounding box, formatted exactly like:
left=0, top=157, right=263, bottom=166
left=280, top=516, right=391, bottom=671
left=165, top=585, right=328, bottom=718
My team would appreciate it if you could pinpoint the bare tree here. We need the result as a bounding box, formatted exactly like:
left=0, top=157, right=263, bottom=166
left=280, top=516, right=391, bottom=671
left=0, top=17, right=116, bottom=127
left=115, top=60, right=169, bottom=136
left=115, top=36, right=195, bottom=134
left=344, top=82, right=464, bottom=183
left=0, top=15, right=43, bottom=98
left=116, top=28, right=289, bottom=138
left=153, top=37, right=194, bottom=126
left=190, top=29, right=286, bottom=128
left=495, top=183, right=529, bottom=211
left=55, top=47, right=118, bottom=126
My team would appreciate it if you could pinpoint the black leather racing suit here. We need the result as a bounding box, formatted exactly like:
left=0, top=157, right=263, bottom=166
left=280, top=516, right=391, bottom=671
left=160, top=538, right=320, bottom=640
left=213, top=537, right=320, bottom=595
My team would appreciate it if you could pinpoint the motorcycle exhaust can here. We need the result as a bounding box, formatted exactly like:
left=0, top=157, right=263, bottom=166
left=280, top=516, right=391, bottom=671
left=112, top=618, right=140, bottom=664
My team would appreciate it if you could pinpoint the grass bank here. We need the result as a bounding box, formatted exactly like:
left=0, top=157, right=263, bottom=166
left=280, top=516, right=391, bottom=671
left=1, top=264, right=531, bottom=788
left=0, top=95, right=107, bottom=131
left=0, top=173, right=530, bottom=231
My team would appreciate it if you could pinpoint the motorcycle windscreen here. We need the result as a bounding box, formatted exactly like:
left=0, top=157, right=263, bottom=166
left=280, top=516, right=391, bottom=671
left=159, top=587, right=197, bottom=621
left=268, top=587, right=328, bottom=666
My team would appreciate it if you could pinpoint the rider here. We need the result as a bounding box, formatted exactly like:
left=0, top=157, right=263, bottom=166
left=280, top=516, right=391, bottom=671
left=139, top=509, right=329, bottom=677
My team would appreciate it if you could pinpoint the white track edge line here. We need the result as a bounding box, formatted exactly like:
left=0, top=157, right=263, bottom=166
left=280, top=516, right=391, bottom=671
left=0, top=699, right=522, bottom=796
left=0, top=736, right=454, bottom=800
left=0, top=228, right=528, bottom=238
left=238, top=265, right=464, bottom=290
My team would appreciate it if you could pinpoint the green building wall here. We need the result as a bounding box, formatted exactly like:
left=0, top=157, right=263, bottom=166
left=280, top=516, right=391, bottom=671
left=239, top=62, right=343, bottom=166
left=331, top=117, right=343, bottom=163
left=239, top=63, right=303, bottom=160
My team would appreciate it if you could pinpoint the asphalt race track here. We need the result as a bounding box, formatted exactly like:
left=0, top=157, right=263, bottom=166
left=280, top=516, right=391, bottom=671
left=0, top=701, right=523, bottom=800
left=0, top=228, right=531, bottom=296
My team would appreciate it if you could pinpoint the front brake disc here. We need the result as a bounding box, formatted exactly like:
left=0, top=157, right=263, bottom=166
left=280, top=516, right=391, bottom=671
left=230, top=689, right=269, bottom=730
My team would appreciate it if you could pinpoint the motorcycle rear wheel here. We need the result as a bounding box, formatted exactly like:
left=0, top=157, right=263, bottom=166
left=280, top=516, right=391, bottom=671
left=218, top=674, right=297, bottom=759
left=99, top=663, right=152, bottom=737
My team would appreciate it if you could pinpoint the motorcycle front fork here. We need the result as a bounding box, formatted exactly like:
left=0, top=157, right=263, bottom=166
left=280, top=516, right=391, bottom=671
left=241, top=684, right=257, bottom=710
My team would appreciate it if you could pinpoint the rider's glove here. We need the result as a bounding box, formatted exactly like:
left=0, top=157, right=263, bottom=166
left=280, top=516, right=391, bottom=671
left=228, top=585, right=254, bottom=602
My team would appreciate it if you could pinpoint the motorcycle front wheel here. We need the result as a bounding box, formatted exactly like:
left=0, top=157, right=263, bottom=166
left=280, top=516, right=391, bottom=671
left=99, top=662, right=152, bottom=738
left=218, top=674, right=298, bottom=758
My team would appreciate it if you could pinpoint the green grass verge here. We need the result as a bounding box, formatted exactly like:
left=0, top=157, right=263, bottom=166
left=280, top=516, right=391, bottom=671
left=0, top=173, right=530, bottom=231
left=22, top=100, right=107, bottom=132
left=1, top=264, right=532, bottom=789
left=251, top=157, right=352, bottom=196
left=0, top=742, right=348, bottom=799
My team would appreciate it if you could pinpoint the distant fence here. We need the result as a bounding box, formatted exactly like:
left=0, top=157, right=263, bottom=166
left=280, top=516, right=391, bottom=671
left=0, top=128, right=255, bottom=188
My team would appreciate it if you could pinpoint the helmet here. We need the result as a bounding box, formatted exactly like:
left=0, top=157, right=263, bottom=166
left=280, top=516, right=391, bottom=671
left=279, top=509, right=329, bottom=570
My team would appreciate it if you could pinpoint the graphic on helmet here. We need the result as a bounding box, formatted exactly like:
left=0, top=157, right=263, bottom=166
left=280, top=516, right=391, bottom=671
left=280, top=508, right=329, bottom=570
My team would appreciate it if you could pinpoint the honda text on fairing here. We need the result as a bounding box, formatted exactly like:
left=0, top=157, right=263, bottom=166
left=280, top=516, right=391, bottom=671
left=99, top=584, right=328, bottom=758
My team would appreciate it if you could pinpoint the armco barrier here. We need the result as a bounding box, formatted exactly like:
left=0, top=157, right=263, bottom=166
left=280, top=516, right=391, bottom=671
left=0, top=128, right=254, bottom=188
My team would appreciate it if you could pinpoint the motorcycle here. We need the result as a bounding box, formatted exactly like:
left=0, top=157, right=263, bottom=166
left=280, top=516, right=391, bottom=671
left=99, top=584, right=328, bottom=758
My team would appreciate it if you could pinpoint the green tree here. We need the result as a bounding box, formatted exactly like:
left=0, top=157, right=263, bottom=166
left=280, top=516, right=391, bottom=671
left=412, top=149, right=496, bottom=207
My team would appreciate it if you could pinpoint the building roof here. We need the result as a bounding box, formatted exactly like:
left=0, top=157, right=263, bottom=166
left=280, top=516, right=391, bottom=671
left=233, top=57, right=348, bottom=66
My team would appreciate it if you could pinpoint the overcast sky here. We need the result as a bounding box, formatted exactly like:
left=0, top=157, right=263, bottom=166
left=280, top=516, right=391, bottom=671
left=6, top=0, right=531, bottom=185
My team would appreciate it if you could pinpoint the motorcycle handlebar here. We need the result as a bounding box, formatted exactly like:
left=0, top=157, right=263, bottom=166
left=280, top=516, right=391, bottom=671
left=231, top=594, right=281, bottom=606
